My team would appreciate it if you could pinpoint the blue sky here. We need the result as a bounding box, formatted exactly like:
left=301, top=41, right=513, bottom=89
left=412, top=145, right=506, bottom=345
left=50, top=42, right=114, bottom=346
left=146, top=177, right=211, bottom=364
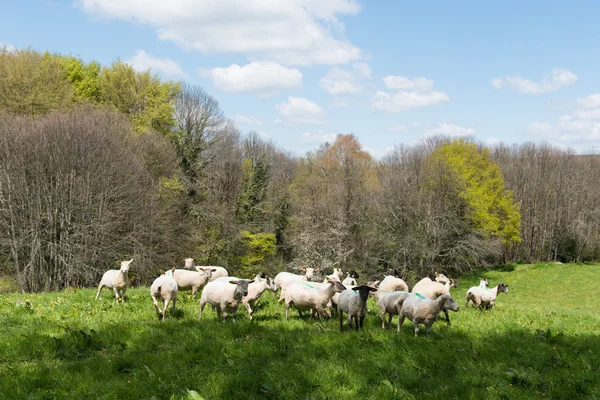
left=2, top=0, right=600, bottom=156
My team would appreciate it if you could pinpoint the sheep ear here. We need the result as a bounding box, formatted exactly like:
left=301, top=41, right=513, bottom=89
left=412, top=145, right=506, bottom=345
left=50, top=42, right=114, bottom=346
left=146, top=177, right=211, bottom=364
left=196, top=267, right=204, bottom=272
left=129, top=258, right=133, bottom=262
left=171, top=267, right=175, bottom=272
left=248, top=280, right=255, bottom=284
left=116, top=261, right=121, bottom=265
left=369, top=287, right=378, bottom=292
left=210, top=268, right=217, bottom=272
left=229, top=280, right=237, bottom=285
left=314, top=267, right=319, bottom=271
left=300, top=266, right=306, bottom=271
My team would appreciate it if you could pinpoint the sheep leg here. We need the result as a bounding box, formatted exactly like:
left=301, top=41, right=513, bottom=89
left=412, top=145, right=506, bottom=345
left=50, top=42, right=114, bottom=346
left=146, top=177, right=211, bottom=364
left=412, top=320, right=419, bottom=337
left=348, top=315, right=353, bottom=332
left=339, top=309, right=344, bottom=332
left=285, top=300, right=291, bottom=320
left=388, top=313, right=393, bottom=328
left=316, top=307, right=325, bottom=322
left=359, top=316, right=365, bottom=330
left=198, top=298, right=206, bottom=320
left=221, top=307, right=228, bottom=322
left=121, top=287, right=127, bottom=300
left=112, top=287, right=120, bottom=303
left=244, top=301, right=253, bottom=321
left=232, top=307, right=238, bottom=323
left=95, top=284, right=104, bottom=300
left=425, top=324, right=432, bottom=336
left=162, top=299, right=170, bottom=321
left=380, top=311, right=386, bottom=329
left=152, top=296, right=161, bottom=315
left=172, top=298, right=176, bottom=316
left=443, top=309, right=451, bottom=325
left=278, top=289, right=286, bottom=304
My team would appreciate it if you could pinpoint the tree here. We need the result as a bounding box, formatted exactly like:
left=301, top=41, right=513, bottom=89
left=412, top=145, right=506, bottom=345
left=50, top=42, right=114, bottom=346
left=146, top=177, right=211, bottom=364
left=0, top=48, right=74, bottom=115
left=99, top=60, right=179, bottom=135
left=428, top=139, right=521, bottom=245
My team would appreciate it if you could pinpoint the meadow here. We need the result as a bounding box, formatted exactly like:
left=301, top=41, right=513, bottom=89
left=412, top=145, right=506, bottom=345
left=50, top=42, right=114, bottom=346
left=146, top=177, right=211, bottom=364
left=0, top=262, right=599, bottom=399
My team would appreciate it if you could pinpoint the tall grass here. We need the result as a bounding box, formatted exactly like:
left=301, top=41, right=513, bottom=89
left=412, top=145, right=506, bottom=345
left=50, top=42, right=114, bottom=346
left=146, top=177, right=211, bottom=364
left=0, top=262, right=599, bottom=399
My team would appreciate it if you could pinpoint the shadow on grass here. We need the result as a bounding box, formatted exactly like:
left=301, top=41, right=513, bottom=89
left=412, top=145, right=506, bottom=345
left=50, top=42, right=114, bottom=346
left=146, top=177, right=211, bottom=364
left=2, top=313, right=600, bottom=400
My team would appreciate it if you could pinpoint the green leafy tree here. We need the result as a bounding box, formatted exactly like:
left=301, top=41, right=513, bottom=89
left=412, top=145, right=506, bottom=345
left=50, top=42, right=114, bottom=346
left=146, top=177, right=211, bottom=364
left=0, top=48, right=74, bottom=115
left=237, top=230, right=277, bottom=277
left=57, top=55, right=101, bottom=103
left=236, top=158, right=270, bottom=224
left=99, top=60, right=180, bottom=135
left=429, top=139, right=521, bottom=245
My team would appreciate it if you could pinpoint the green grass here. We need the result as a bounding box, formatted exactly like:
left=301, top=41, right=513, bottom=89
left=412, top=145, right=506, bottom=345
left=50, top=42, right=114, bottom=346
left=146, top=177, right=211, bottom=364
left=1, top=262, right=599, bottom=399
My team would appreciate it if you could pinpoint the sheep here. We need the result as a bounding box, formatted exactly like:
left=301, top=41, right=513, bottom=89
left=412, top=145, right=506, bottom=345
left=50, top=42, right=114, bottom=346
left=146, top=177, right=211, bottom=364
left=465, top=283, right=509, bottom=309
left=376, top=291, right=411, bottom=331
left=378, top=275, right=409, bottom=292
left=184, top=257, right=229, bottom=282
left=478, top=277, right=490, bottom=288
left=399, top=293, right=460, bottom=336
left=337, top=285, right=378, bottom=332
left=214, top=274, right=277, bottom=320
left=326, top=267, right=343, bottom=281
left=173, top=267, right=215, bottom=297
left=411, top=277, right=458, bottom=325
left=150, top=268, right=178, bottom=321
left=95, top=258, right=133, bottom=302
left=274, top=267, right=318, bottom=303
left=284, top=278, right=345, bottom=321
left=342, top=270, right=360, bottom=287
left=199, top=278, right=255, bottom=322
left=435, top=272, right=449, bottom=284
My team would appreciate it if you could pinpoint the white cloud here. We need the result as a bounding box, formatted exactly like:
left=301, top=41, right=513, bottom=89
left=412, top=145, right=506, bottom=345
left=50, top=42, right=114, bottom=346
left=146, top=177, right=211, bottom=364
left=273, top=118, right=282, bottom=125
left=387, top=125, right=407, bottom=133
left=485, top=137, right=502, bottom=146
left=234, top=115, right=263, bottom=126
left=577, top=93, right=600, bottom=109
left=329, top=98, right=350, bottom=108
left=529, top=121, right=552, bottom=132
left=126, top=49, right=185, bottom=77
left=79, top=0, right=362, bottom=66
left=319, top=62, right=371, bottom=95
left=373, top=75, right=448, bottom=112
left=299, top=130, right=337, bottom=144
left=491, top=69, right=578, bottom=94
left=372, top=90, right=449, bottom=112
left=276, top=96, right=325, bottom=124
left=209, top=61, right=302, bottom=96
left=424, top=123, right=475, bottom=137
left=574, top=109, right=600, bottom=120
left=0, top=42, right=16, bottom=53
left=527, top=116, right=600, bottom=151
left=383, top=76, right=433, bottom=91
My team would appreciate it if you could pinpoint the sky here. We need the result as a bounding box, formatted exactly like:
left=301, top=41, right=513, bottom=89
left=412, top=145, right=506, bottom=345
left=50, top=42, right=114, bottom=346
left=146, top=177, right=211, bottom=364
left=2, top=0, right=600, bottom=157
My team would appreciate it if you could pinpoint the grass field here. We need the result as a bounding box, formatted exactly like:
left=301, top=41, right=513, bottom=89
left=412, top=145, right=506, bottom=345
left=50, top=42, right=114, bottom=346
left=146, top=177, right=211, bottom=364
left=0, top=262, right=599, bottom=399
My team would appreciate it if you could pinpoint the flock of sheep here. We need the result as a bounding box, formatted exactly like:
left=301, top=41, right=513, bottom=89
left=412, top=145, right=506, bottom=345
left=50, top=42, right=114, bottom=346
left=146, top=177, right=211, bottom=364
left=95, top=259, right=509, bottom=336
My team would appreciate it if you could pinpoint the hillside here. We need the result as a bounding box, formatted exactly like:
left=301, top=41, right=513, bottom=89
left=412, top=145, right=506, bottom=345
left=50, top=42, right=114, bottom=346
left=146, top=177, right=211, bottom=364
left=0, top=262, right=599, bottom=399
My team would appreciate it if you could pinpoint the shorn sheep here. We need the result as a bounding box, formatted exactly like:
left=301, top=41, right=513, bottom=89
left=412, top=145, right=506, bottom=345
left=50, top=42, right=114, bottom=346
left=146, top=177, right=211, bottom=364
left=173, top=267, right=215, bottom=297
left=184, top=258, right=229, bottom=282
left=274, top=267, right=319, bottom=303
left=199, top=278, right=254, bottom=322
left=338, top=285, right=378, bottom=331
left=214, top=274, right=277, bottom=320
left=399, top=293, right=460, bottom=336
left=378, top=275, right=409, bottom=292
left=284, top=278, right=345, bottom=321
left=95, top=259, right=133, bottom=302
left=376, top=291, right=411, bottom=331
left=411, top=277, right=458, bottom=325
left=150, top=268, right=178, bottom=321
left=465, top=282, right=508, bottom=309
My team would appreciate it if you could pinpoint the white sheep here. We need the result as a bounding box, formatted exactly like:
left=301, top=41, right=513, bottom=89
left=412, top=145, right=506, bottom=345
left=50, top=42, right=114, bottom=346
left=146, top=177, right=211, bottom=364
left=378, top=275, right=409, bottom=292
left=399, top=293, right=460, bottom=336
left=173, top=267, right=215, bottom=297
left=337, top=285, right=378, bottom=331
left=184, top=257, right=229, bottom=282
left=214, top=274, right=277, bottom=320
left=284, top=278, right=345, bottom=321
left=274, top=267, right=318, bottom=303
left=199, top=278, right=254, bottom=322
left=478, top=277, right=489, bottom=288
left=411, top=277, right=458, bottom=324
left=326, top=267, right=343, bottom=281
left=465, top=282, right=508, bottom=309
left=435, top=272, right=449, bottom=284
left=150, top=268, right=178, bottom=321
left=376, top=290, right=411, bottom=331
left=95, top=258, right=133, bottom=302
left=341, top=270, right=360, bottom=287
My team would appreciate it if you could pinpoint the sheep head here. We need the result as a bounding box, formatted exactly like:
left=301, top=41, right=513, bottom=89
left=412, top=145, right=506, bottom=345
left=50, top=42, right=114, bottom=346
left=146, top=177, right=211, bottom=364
left=440, top=294, right=459, bottom=312
left=184, top=258, right=194, bottom=269
left=119, top=259, right=133, bottom=273
left=355, top=285, right=378, bottom=302
left=498, top=283, right=509, bottom=294
left=326, top=278, right=346, bottom=293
